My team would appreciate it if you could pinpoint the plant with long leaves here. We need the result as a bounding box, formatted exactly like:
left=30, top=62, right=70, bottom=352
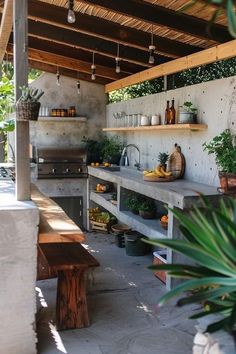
left=145, top=197, right=236, bottom=336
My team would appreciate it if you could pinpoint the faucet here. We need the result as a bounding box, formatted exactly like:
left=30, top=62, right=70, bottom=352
left=120, top=144, right=141, bottom=170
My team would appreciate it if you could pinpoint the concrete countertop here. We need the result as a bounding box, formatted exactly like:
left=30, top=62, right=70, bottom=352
left=88, top=166, right=221, bottom=209
left=0, top=180, right=38, bottom=210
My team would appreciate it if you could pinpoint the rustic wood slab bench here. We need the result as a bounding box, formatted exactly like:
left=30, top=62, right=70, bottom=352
left=39, top=242, right=99, bottom=330
left=31, top=185, right=100, bottom=330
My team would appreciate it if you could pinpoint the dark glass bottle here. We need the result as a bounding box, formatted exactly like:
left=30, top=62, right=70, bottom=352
left=169, top=99, right=176, bottom=124
left=165, top=100, right=170, bottom=125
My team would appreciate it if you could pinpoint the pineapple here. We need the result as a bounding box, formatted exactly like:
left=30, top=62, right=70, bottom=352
left=158, top=152, right=169, bottom=171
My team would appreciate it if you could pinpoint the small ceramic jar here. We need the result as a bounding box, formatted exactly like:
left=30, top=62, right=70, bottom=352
left=140, top=115, right=150, bottom=126
left=151, top=115, right=160, bottom=125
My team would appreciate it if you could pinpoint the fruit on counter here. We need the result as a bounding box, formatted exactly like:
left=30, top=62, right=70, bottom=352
left=95, top=162, right=100, bottom=166
left=96, top=183, right=109, bottom=192
left=91, top=162, right=95, bottom=166
left=143, top=165, right=172, bottom=178
left=88, top=208, right=116, bottom=224
left=103, top=162, right=111, bottom=167
left=160, top=215, right=168, bottom=222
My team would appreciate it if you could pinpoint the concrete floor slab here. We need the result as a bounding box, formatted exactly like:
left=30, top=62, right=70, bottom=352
left=36, top=232, right=196, bottom=354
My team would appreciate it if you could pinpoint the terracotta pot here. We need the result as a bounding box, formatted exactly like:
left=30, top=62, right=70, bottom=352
left=218, top=172, right=236, bottom=194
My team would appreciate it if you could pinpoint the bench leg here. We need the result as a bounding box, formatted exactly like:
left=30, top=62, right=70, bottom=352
left=56, top=267, right=90, bottom=330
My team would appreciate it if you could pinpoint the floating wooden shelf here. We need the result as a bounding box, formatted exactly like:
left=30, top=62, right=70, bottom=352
left=37, top=116, right=87, bottom=122
left=103, top=123, right=207, bottom=132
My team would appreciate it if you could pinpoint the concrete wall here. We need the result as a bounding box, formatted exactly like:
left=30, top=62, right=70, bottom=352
left=29, top=72, right=106, bottom=148
left=106, top=75, right=236, bottom=187
left=0, top=181, right=39, bottom=354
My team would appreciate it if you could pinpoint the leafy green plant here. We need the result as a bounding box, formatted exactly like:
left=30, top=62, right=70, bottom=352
left=145, top=197, right=236, bottom=335
left=180, top=101, right=197, bottom=113
left=18, top=86, right=44, bottom=102
left=139, top=199, right=156, bottom=213
left=82, top=137, right=103, bottom=163
left=203, top=129, right=236, bottom=173
left=101, top=135, right=123, bottom=163
left=158, top=152, right=169, bottom=166
left=124, top=192, right=144, bottom=214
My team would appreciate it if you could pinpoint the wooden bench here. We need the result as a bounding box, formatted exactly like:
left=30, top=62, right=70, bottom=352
left=31, top=185, right=100, bottom=330
left=39, top=242, right=99, bottom=330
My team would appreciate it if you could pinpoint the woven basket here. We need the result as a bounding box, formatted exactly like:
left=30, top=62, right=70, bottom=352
left=16, top=101, right=41, bottom=121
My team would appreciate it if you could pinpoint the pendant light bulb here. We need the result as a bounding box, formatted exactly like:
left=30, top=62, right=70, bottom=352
left=56, top=67, right=60, bottom=86
left=148, top=45, right=155, bottom=64
left=91, top=52, right=96, bottom=80
left=115, top=57, right=121, bottom=73
left=148, top=25, right=156, bottom=65
left=67, top=0, right=76, bottom=23
left=115, top=43, right=121, bottom=73
left=77, top=80, right=81, bottom=95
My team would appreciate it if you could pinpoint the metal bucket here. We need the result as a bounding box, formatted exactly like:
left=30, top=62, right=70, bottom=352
left=124, top=231, right=151, bottom=256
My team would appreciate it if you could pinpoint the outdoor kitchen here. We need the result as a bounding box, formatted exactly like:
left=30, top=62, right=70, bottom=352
left=1, top=1, right=236, bottom=354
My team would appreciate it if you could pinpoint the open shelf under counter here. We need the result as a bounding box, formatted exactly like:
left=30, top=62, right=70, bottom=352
left=90, top=191, right=167, bottom=239
left=37, top=116, right=87, bottom=122
left=103, top=123, right=207, bottom=132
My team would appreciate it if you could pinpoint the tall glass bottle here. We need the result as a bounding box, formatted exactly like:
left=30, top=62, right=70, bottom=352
left=169, top=99, right=176, bottom=124
left=165, top=100, right=170, bottom=124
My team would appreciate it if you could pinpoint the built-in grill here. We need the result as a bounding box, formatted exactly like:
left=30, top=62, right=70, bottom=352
left=37, top=148, right=88, bottom=179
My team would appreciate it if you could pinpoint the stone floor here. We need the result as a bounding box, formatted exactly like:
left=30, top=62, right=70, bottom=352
left=36, top=232, right=197, bottom=354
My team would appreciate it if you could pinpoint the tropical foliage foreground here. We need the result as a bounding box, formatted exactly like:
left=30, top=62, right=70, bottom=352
left=145, top=198, right=236, bottom=336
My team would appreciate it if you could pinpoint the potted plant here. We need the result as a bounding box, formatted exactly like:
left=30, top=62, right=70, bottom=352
left=203, top=129, right=236, bottom=194
left=158, top=152, right=169, bottom=171
left=16, top=86, right=44, bottom=121
left=100, top=135, right=123, bottom=165
left=124, top=192, right=143, bottom=215
left=139, top=198, right=156, bottom=219
left=179, top=101, right=197, bottom=124
left=145, top=197, right=236, bottom=338
left=82, top=137, right=103, bottom=164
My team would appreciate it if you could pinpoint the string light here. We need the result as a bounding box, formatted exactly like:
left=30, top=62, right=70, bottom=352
left=91, top=52, right=96, bottom=81
left=67, top=0, right=76, bottom=24
left=115, top=43, right=121, bottom=74
left=56, top=66, right=60, bottom=86
left=148, top=25, right=156, bottom=65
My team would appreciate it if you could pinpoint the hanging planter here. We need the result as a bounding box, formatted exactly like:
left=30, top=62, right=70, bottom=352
left=16, top=86, right=44, bottom=121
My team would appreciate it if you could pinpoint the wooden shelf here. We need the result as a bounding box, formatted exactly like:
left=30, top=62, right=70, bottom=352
left=37, top=116, right=87, bottom=122
left=90, top=191, right=167, bottom=239
left=103, top=123, right=207, bottom=132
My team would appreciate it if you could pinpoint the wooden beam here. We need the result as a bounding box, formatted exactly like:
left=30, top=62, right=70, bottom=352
left=7, top=43, right=124, bottom=80
left=13, top=0, right=30, bottom=201
left=23, top=36, right=144, bottom=75
left=28, top=60, right=111, bottom=85
left=28, top=0, right=201, bottom=58
left=27, top=19, right=169, bottom=67
left=0, top=0, right=13, bottom=63
left=79, top=0, right=231, bottom=43
left=105, top=39, right=236, bottom=93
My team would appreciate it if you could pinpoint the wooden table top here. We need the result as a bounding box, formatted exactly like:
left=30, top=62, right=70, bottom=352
left=39, top=242, right=100, bottom=272
left=31, top=184, right=85, bottom=243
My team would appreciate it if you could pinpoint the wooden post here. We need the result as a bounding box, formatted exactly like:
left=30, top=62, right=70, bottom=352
left=13, top=0, right=30, bottom=200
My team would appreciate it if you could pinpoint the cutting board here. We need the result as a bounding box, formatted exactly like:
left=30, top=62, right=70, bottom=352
left=168, top=144, right=185, bottom=179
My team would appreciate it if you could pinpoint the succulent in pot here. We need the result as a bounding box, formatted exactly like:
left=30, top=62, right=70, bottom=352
left=16, top=86, right=44, bottom=121
left=203, top=129, right=236, bottom=194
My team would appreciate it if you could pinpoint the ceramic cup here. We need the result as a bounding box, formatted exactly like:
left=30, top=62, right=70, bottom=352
left=140, top=115, right=150, bottom=126
left=151, top=115, right=160, bottom=125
